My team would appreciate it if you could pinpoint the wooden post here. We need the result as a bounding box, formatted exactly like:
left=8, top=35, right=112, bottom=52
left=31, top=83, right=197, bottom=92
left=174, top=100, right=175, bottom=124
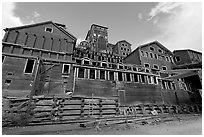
left=81, top=98, right=85, bottom=117
left=99, top=98, right=102, bottom=117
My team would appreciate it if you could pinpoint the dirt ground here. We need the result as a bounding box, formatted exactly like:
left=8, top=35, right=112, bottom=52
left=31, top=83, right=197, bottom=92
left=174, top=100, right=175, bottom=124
left=2, top=114, right=202, bottom=135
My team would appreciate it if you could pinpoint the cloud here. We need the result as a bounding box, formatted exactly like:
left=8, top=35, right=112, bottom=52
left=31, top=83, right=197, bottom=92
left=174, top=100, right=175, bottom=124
left=2, top=2, right=24, bottom=33
left=138, top=13, right=143, bottom=20
left=33, top=11, right=40, bottom=17
left=148, top=2, right=202, bottom=51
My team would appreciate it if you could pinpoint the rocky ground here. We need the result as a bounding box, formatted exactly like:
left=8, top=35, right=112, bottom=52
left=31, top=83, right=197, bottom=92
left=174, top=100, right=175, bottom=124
left=2, top=114, right=202, bottom=135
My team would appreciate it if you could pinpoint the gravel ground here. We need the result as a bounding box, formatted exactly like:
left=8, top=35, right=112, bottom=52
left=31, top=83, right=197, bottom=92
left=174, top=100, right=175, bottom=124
left=2, top=114, right=202, bottom=135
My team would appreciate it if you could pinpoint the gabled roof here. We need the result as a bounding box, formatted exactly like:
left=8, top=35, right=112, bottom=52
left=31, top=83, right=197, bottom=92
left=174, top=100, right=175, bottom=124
left=124, top=40, right=172, bottom=59
left=4, top=21, right=77, bottom=41
left=116, top=40, right=131, bottom=45
left=91, top=24, right=108, bottom=29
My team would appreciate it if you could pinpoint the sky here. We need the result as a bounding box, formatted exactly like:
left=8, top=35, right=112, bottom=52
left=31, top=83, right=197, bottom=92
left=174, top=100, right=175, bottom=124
left=2, top=2, right=202, bottom=52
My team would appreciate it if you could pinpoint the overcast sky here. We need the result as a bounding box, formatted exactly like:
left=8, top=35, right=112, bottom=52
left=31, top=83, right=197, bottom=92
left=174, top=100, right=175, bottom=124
left=2, top=2, right=202, bottom=52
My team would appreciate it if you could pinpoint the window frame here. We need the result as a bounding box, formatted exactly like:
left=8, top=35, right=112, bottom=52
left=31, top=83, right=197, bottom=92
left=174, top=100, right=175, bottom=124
left=162, top=66, right=167, bottom=71
left=89, top=69, right=96, bottom=80
left=144, top=63, right=150, bottom=68
left=153, top=64, right=159, bottom=70
left=23, top=59, right=35, bottom=74
left=78, top=67, right=85, bottom=79
left=45, top=27, right=53, bottom=33
left=62, top=64, right=71, bottom=74
left=99, top=70, right=106, bottom=80
left=149, top=46, right=155, bottom=51
left=133, top=73, right=139, bottom=83
left=140, top=74, right=146, bottom=83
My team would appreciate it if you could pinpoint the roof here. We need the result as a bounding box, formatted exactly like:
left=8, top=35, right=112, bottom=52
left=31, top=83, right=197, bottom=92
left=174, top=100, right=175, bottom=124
left=124, top=40, right=172, bottom=60
left=91, top=24, right=108, bottom=29
left=116, top=40, right=132, bottom=46
left=4, top=21, right=77, bottom=41
left=173, top=49, right=202, bottom=55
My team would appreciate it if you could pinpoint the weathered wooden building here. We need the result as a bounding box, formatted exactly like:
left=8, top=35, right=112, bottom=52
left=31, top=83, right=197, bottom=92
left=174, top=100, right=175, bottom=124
left=2, top=22, right=199, bottom=106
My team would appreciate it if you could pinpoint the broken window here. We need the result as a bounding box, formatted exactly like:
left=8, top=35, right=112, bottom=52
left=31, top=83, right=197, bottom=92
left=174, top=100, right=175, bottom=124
left=24, top=59, right=35, bottom=74
left=144, top=63, right=150, bottom=68
left=83, top=60, right=90, bottom=65
left=62, top=64, right=70, bottom=74
left=109, top=71, right=114, bottom=81
left=162, top=66, right=167, bottom=70
left=45, top=27, right=53, bottom=33
left=140, top=75, right=146, bottom=83
left=5, top=79, right=12, bottom=85
left=126, top=73, right=131, bottom=82
left=76, top=59, right=82, bottom=65
left=78, top=68, right=85, bottom=78
left=89, top=69, right=95, bottom=79
left=100, top=70, right=105, bottom=80
left=133, top=74, right=139, bottom=82
left=118, top=72, right=123, bottom=81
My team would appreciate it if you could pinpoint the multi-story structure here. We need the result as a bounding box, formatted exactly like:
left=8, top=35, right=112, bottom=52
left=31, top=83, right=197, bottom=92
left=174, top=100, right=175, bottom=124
left=124, top=41, right=174, bottom=76
left=85, top=24, right=108, bottom=52
left=113, top=40, right=131, bottom=57
left=173, top=49, right=202, bottom=69
left=2, top=21, right=77, bottom=96
left=2, top=22, right=197, bottom=106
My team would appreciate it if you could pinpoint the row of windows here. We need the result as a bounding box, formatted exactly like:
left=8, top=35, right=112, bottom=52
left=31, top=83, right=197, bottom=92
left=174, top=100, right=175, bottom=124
left=121, top=47, right=130, bottom=52
left=144, top=63, right=167, bottom=70
left=140, top=50, right=173, bottom=63
left=77, top=67, right=159, bottom=85
left=161, top=80, right=176, bottom=90
left=149, top=46, right=163, bottom=53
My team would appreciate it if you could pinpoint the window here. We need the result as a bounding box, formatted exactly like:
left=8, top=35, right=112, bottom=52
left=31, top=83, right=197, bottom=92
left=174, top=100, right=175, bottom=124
left=123, top=53, right=126, bottom=56
left=83, top=60, right=90, bottom=65
left=2, top=56, right=5, bottom=63
left=133, top=67, right=137, bottom=71
left=153, top=77, right=158, bottom=84
left=5, top=79, right=12, bottom=85
left=89, top=69, right=95, bottom=79
left=145, top=69, right=150, bottom=73
left=154, top=54, right=158, bottom=59
left=175, top=56, right=181, bottom=62
left=101, top=62, right=107, bottom=68
left=171, top=82, right=176, bottom=90
left=140, top=75, right=146, bottom=83
left=150, top=47, right=155, bottom=51
left=109, top=71, right=114, bottom=81
left=153, top=64, right=159, bottom=70
left=144, top=63, right=150, bottom=68
left=150, top=52, right=153, bottom=58
left=118, top=72, right=123, bottom=81
left=166, top=56, right=170, bottom=62
left=133, top=74, right=139, bottom=82
left=162, top=66, right=167, bottom=70
left=24, top=59, right=35, bottom=74
left=126, top=73, right=131, bottom=82
left=167, top=81, right=172, bottom=89
left=140, top=50, right=145, bottom=57
left=7, top=72, right=14, bottom=76
left=121, top=47, right=123, bottom=50
left=158, top=49, right=162, bottom=53
left=45, top=27, right=53, bottom=33
left=98, top=56, right=102, bottom=61
left=145, top=52, right=149, bottom=57
left=119, top=65, right=123, bottom=69
left=78, top=68, right=85, bottom=78
left=147, top=76, right=152, bottom=84
left=161, top=81, right=166, bottom=89
left=100, top=70, right=106, bottom=80
left=62, top=64, right=70, bottom=74
left=76, top=59, right=82, bottom=65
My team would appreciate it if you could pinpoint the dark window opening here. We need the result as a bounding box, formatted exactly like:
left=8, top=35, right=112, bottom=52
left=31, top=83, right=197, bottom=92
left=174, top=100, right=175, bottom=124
left=158, top=49, right=162, bottom=53
left=89, top=69, right=95, bottom=79
left=24, top=59, right=35, bottom=74
left=145, top=69, right=150, bottom=73
left=133, top=74, right=139, bottom=82
left=150, top=47, right=155, bottom=51
left=126, top=73, right=131, bottom=82
left=133, top=67, right=137, bottom=71
left=2, top=56, right=5, bottom=63
left=76, top=59, right=82, bottom=65
left=98, top=56, right=102, bottom=61
left=118, top=72, right=123, bottom=81
left=109, top=71, right=114, bottom=81
left=45, top=27, right=53, bottom=33
left=102, top=63, right=107, bottom=68
left=124, top=66, right=128, bottom=69
left=62, top=64, right=70, bottom=74
left=172, top=82, right=176, bottom=90
left=92, top=62, right=99, bottom=67
left=140, top=50, right=144, bottom=56
left=154, top=54, right=158, bottom=59
left=140, top=75, right=146, bottom=83
left=78, top=68, right=85, bottom=78
left=100, top=70, right=105, bottom=80
left=153, top=65, right=159, bottom=69
left=161, top=81, right=166, bottom=89
left=144, top=63, right=150, bottom=68
left=91, top=55, right=95, bottom=59
left=162, top=66, right=167, bottom=70
left=5, top=79, right=12, bottom=85
left=119, top=65, right=123, bottom=69
left=145, top=52, right=149, bottom=57
left=175, top=56, right=181, bottom=62
left=112, top=64, right=117, bottom=69
left=147, top=76, right=152, bottom=84
left=7, top=72, right=14, bottom=76
left=150, top=53, right=153, bottom=58
left=153, top=77, right=157, bottom=84
left=84, top=60, right=90, bottom=65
